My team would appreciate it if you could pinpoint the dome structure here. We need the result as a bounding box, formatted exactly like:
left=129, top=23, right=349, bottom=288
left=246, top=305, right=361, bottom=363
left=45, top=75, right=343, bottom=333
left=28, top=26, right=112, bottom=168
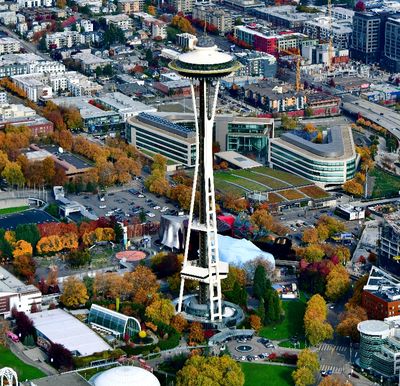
left=90, top=366, right=160, bottom=386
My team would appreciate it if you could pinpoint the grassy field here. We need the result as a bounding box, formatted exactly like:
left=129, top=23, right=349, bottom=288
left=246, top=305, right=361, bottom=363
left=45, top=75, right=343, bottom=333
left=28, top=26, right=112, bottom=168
left=214, top=179, right=247, bottom=196
left=299, top=185, right=330, bottom=199
left=241, top=363, right=294, bottom=386
left=215, top=172, right=268, bottom=192
left=0, top=346, right=45, bottom=381
left=232, top=170, right=287, bottom=190
left=0, top=206, right=29, bottom=215
left=253, top=167, right=311, bottom=186
left=370, top=168, right=400, bottom=198
left=279, top=189, right=306, bottom=200
left=259, top=295, right=307, bottom=340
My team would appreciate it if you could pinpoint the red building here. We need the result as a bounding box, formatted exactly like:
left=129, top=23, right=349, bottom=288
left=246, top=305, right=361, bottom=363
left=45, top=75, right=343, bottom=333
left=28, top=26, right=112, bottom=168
left=0, top=117, right=54, bottom=137
left=361, top=266, right=400, bottom=320
left=254, top=35, right=277, bottom=55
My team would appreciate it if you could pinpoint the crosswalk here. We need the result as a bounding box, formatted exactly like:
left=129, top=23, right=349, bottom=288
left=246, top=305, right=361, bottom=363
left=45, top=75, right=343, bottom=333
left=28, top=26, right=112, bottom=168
left=320, top=364, right=343, bottom=374
left=318, top=343, right=347, bottom=352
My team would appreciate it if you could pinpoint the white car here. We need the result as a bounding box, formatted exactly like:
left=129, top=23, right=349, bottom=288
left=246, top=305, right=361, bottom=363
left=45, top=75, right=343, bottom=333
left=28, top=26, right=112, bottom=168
left=160, top=206, right=169, bottom=213
left=99, top=205, right=107, bottom=209
left=147, top=212, right=155, bottom=218
left=137, top=194, right=145, bottom=198
left=153, top=205, right=161, bottom=210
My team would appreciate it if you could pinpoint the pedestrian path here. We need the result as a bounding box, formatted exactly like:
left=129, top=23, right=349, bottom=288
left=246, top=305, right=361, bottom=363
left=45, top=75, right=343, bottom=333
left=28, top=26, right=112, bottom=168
left=318, top=343, right=347, bottom=352
left=320, top=364, right=344, bottom=374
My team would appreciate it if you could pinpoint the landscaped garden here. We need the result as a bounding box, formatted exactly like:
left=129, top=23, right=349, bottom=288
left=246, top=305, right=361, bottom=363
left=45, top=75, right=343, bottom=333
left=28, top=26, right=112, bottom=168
left=370, top=168, right=400, bottom=198
left=259, top=294, right=307, bottom=341
left=0, top=346, right=45, bottom=381
left=299, top=185, right=331, bottom=199
left=279, top=189, right=306, bottom=200
left=241, top=363, right=294, bottom=386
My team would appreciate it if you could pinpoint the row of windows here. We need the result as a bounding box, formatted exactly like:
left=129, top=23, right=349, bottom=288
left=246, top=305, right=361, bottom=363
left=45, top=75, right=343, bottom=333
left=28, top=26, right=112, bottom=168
left=271, top=147, right=349, bottom=173
left=137, top=137, right=190, bottom=164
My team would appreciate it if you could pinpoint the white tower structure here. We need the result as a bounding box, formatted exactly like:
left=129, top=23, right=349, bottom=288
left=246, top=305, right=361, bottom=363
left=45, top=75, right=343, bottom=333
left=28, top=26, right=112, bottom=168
left=170, top=37, right=240, bottom=322
left=0, top=367, right=18, bottom=386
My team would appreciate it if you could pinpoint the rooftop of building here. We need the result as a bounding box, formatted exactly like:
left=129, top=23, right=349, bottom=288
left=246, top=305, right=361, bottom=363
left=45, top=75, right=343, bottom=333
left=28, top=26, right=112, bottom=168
left=244, top=80, right=303, bottom=97
left=363, top=266, right=400, bottom=302
left=357, top=319, right=390, bottom=336
left=254, top=5, right=322, bottom=21
left=97, top=92, right=155, bottom=114
left=22, top=373, right=90, bottom=386
left=129, top=112, right=196, bottom=142
left=30, top=308, right=112, bottom=357
left=272, top=126, right=356, bottom=161
left=71, top=52, right=111, bottom=65
left=215, top=151, right=263, bottom=169
left=0, top=266, right=39, bottom=294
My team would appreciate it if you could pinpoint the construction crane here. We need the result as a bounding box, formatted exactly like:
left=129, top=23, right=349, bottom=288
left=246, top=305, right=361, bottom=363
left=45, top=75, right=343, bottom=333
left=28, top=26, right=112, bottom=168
left=327, top=0, right=333, bottom=71
left=278, top=48, right=302, bottom=92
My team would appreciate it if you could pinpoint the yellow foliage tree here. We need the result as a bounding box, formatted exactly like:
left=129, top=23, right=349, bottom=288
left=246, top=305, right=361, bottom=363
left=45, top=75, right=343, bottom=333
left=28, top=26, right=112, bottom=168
left=12, top=240, right=33, bottom=258
left=60, top=277, right=88, bottom=308
left=145, top=298, right=175, bottom=325
left=325, top=264, right=350, bottom=301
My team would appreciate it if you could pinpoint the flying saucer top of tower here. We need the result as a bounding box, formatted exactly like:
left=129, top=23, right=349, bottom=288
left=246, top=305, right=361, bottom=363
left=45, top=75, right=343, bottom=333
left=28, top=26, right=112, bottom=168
left=169, top=36, right=240, bottom=78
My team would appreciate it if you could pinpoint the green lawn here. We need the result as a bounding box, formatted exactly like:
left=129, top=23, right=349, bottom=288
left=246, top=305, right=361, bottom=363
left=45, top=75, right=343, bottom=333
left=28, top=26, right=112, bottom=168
left=279, top=340, right=307, bottom=349
left=214, top=179, right=247, bottom=196
left=0, top=206, right=29, bottom=215
left=232, top=170, right=288, bottom=190
left=215, top=172, right=268, bottom=192
left=259, top=296, right=307, bottom=340
left=253, top=167, right=311, bottom=186
left=370, top=168, right=400, bottom=198
left=0, top=346, right=45, bottom=381
left=241, top=363, right=294, bottom=386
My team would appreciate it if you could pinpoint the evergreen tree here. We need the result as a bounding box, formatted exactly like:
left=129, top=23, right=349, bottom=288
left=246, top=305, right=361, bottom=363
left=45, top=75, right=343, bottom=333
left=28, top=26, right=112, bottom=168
left=257, top=298, right=265, bottom=324
left=253, top=265, right=266, bottom=300
left=231, top=281, right=247, bottom=307
left=265, top=289, right=282, bottom=323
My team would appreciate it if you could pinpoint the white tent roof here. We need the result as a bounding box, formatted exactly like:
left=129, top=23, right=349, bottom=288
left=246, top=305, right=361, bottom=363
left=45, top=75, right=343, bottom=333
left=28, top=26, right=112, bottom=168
left=30, top=309, right=112, bottom=357
left=218, top=235, right=275, bottom=269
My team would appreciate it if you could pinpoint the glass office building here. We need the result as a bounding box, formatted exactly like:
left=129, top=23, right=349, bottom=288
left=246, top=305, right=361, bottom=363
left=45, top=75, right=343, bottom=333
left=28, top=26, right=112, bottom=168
left=88, top=304, right=141, bottom=339
left=270, top=126, right=358, bottom=187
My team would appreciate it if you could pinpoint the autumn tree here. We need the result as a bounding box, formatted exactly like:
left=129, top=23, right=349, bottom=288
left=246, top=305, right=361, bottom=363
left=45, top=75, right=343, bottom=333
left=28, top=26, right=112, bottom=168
left=319, top=375, right=353, bottom=386
left=325, top=264, right=350, bottom=301
left=304, top=294, right=333, bottom=346
left=343, top=179, right=364, bottom=197
left=281, top=114, right=298, bottom=130
left=13, top=255, right=36, bottom=279
left=177, top=355, right=244, bottom=386
left=317, top=216, right=346, bottom=238
left=336, top=304, right=367, bottom=341
left=125, top=265, right=159, bottom=305
left=292, top=366, right=314, bottom=386
left=302, top=228, right=319, bottom=244
left=171, top=314, right=188, bottom=333
left=2, top=162, right=25, bottom=187
left=249, top=314, right=262, bottom=331
left=93, top=272, right=126, bottom=299
left=303, top=123, right=317, bottom=133
left=250, top=209, right=273, bottom=231
left=12, top=240, right=33, bottom=259
left=48, top=343, right=73, bottom=370
left=0, top=319, right=9, bottom=347
left=145, top=298, right=175, bottom=325
left=0, top=151, right=8, bottom=173
left=60, top=277, right=88, bottom=308
left=303, top=244, right=325, bottom=263
left=188, top=322, right=205, bottom=344
left=348, top=275, right=368, bottom=307
left=297, top=349, right=320, bottom=373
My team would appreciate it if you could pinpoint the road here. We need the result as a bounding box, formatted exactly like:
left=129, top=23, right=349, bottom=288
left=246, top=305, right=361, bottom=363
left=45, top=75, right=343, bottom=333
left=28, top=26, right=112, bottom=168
left=0, top=25, right=50, bottom=60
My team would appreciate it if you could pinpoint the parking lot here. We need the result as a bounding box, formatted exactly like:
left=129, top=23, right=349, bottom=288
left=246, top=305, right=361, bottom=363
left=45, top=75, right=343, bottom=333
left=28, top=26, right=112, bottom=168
left=67, top=181, right=184, bottom=227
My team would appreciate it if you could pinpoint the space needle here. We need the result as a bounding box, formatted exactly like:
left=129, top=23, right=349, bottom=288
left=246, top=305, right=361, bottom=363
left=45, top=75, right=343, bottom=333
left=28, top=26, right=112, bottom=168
left=169, top=37, right=241, bottom=323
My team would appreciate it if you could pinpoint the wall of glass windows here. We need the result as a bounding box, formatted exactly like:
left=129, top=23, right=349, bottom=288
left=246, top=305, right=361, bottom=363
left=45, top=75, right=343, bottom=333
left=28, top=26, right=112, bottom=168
left=88, top=304, right=141, bottom=339
left=270, top=142, right=357, bottom=186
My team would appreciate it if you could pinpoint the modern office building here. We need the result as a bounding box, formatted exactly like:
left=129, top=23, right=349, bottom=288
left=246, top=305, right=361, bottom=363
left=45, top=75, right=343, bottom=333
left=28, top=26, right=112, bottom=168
left=269, top=126, right=358, bottom=188
left=0, top=266, right=42, bottom=319
left=379, top=210, right=400, bottom=276
left=127, top=112, right=197, bottom=167
left=358, top=316, right=400, bottom=381
left=235, top=51, right=277, bottom=78
left=362, top=266, right=400, bottom=320
left=88, top=304, right=141, bottom=339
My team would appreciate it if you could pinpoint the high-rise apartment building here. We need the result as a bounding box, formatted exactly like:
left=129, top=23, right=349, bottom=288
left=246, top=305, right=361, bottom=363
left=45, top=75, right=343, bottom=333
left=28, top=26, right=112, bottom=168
left=383, top=15, right=400, bottom=72
left=351, top=11, right=383, bottom=64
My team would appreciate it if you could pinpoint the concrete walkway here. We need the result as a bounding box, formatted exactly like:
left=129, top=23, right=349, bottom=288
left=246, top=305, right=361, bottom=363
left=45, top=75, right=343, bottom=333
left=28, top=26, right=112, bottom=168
left=9, top=342, right=58, bottom=376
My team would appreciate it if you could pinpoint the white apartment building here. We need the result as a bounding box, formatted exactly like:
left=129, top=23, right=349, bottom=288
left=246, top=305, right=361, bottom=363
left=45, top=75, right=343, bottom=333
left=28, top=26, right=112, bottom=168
left=29, top=60, right=66, bottom=74
left=192, top=5, right=234, bottom=34
left=45, top=31, right=83, bottom=49
left=0, top=11, right=17, bottom=25
left=80, top=19, right=94, bottom=32
left=117, top=0, right=143, bottom=14
left=11, top=71, right=101, bottom=102
left=176, top=33, right=197, bottom=50
left=0, top=104, right=36, bottom=120
left=0, top=37, right=20, bottom=55
left=17, top=0, right=52, bottom=7
left=0, top=91, right=7, bottom=104
left=103, top=14, right=133, bottom=30
left=172, top=0, right=194, bottom=14
left=151, top=20, right=167, bottom=39
left=0, top=266, right=42, bottom=319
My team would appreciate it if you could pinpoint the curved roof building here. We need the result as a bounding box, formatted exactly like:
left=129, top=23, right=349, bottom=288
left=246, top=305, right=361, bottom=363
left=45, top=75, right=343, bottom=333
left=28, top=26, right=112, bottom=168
left=90, top=366, right=160, bottom=386
left=270, top=126, right=358, bottom=188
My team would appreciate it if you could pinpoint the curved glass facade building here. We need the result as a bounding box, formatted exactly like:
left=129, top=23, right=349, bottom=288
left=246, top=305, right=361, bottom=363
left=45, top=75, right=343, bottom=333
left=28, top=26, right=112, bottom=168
left=88, top=304, right=141, bottom=339
left=269, top=126, right=358, bottom=188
